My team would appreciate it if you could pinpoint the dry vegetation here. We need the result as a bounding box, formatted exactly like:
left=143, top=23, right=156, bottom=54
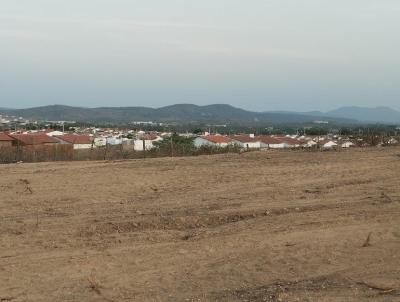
left=1, top=147, right=400, bottom=301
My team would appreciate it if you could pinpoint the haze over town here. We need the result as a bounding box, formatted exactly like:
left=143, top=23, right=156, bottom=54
left=1, top=0, right=400, bottom=111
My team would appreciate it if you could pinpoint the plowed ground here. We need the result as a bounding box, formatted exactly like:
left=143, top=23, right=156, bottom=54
left=1, top=147, right=400, bottom=301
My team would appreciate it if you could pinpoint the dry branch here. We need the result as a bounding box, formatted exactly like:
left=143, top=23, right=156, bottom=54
left=357, top=281, right=399, bottom=295
left=381, top=192, right=393, bottom=203
left=362, top=232, right=372, bottom=247
left=87, top=275, right=102, bottom=295
left=87, top=275, right=116, bottom=302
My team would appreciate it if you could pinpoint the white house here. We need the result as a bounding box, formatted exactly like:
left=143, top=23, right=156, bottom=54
left=302, top=140, right=318, bottom=148
left=94, top=137, right=107, bottom=147
left=194, top=135, right=233, bottom=148
left=259, top=136, right=289, bottom=149
left=106, top=137, right=123, bottom=145
left=231, top=135, right=261, bottom=149
left=341, top=141, right=355, bottom=148
left=46, top=130, right=64, bottom=137
left=319, top=140, right=338, bottom=149
left=134, top=135, right=163, bottom=151
left=274, top=136, right=301, bottom=148
left=54, top=135, right=94, bottom=149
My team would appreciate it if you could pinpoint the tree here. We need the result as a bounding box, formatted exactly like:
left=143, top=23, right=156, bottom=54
left=305, top=127, right=327, bottom=136
left=339, top=128, right=352, bottom=135
left=154, top=133, right=195, bottom=155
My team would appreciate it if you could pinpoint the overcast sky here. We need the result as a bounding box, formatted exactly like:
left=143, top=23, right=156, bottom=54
left=1, top=0, right=399, bottom=111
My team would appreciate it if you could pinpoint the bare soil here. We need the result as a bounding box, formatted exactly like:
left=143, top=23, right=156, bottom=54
left=1, top=147, right=400, bottom=301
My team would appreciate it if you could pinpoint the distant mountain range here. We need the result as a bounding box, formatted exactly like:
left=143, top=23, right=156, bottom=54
left=1, top=104, right=399, bottom=125
left=0, top=104, right=355, bottom=125
left=319, top=106, right=400, bottom=123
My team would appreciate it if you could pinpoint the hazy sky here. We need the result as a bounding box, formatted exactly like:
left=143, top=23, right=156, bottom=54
left=1, top=0, right=400, bottom=111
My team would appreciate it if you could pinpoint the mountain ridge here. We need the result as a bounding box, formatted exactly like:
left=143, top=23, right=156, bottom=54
left=324, top=106, right=400, bottom=123
left=1, top=104, right=399, bottom=124
left=270, top=106, right=400, bottom=123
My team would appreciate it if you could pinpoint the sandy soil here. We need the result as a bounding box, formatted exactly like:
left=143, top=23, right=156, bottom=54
left=1, top=147, right=400, bottom=301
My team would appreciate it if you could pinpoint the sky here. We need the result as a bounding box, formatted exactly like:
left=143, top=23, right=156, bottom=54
left=1, top=0, right=400, bottom=112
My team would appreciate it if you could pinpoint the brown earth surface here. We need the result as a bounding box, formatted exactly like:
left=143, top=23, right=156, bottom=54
left=1, top=147, right=400, bottom=301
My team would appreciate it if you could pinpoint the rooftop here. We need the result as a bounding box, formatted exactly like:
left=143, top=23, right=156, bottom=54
left=231, top=135, right=260, bottom=143
left=201, top=135, right=233, bottom=144
left=0, top=132, right=14, bottom=142
left=9, top=134, right=59, bottom=145
left=55, top=135, right=93, bottom=145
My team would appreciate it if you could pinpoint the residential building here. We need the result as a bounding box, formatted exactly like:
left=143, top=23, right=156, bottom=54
left=54, top=135, right=94, bottom=149
left=134, top=134, right=162, bottom=151
left=0, top=133, right=14, bottom=147
left=319, top=140, right=338, bottom=149
left=9, top=134, right=59, bottom=146
left=231, top=135, right=262, bottom=149
left=259, top=136, right=289, bottom=149
left=194, top=135, right=233, bottom=148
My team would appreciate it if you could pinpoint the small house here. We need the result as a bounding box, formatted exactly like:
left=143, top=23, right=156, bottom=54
left=134, top=134, right=162, bottom=151
left=319, top=140, right=338, bottom=149
left=274, top=136, right=301, bottom=148
left=9, top=134, right=59, bottom=146
left=46, top=130, right=64, bottom=137
left=0, top=133, right=14, bottom=147
left=259, top=136, right=289, bottom=149
left=231, top=135, right=261, bottom=149
left=341, top=141, right=355, bottom=148
left=194, top=135, right=233, bottom=148
left=54, top=135, right=94, bottom=149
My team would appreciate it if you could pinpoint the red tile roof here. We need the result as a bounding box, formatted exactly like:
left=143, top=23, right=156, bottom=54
left=318, top=139, right=336, bottom=146
left=274, top=137, right=301, bottom=145
left=55, top=135, right=93, bottom=145
left=201, top=135, right=232, bottom=144
left=139, top=134, right=159, bottom=141
left=9, top=134, right=59, bottom=145
left=257, top=136, right=282, bottom=144
left=231, top=135, right=260, bottom=143
left=0, top=133, right=14, bottom=142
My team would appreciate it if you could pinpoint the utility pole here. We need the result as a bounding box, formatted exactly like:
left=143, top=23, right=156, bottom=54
left=170, top=135, right=174, bottom=157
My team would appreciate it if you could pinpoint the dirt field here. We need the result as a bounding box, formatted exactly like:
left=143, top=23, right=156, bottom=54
left=1, top=147, right=400, bottom=301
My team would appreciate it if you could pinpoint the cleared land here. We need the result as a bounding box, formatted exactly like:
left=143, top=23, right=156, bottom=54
left=1, top=147, right=400, bottom=301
